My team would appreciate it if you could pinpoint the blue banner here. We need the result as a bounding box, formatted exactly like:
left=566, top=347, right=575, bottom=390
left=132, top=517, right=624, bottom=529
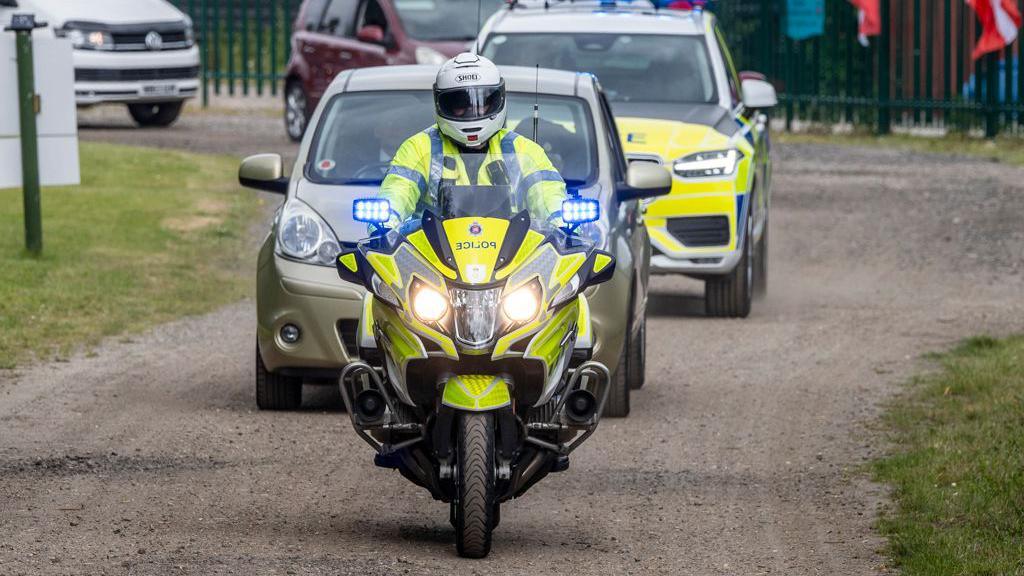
left=786, top=0, right=825, bottom=41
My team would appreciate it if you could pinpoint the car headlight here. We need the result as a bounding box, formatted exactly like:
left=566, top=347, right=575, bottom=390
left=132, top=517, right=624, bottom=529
left=58, top=28, right=114, bottom=50
left=413, top=285, right=449, bottom=323
left=275, top=198, right=340, bottom=266
left=673, top=149, right=743, bottom=179
left=502, top=282, right=541, bottom=323
left=415, top=45, right=447, bottom=65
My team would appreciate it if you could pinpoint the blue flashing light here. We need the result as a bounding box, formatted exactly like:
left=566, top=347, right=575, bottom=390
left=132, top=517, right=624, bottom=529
left=353, top=198, right=391, bottom=224
left=561, top=198, right=601, bottom=225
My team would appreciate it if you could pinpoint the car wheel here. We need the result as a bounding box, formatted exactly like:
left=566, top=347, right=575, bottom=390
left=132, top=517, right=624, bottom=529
left=128, top=102, right=184, bottom=127
left=285, top=82, right=309, bottom=142
left=627, top=292, right=646, bottom=390
left=603, top=341, right=630, bottom=418
left=255, top=343, right=302, bottom=410
left=754, top=216, right=768, bottom=298
left=705, top=209, right=753, bottom=318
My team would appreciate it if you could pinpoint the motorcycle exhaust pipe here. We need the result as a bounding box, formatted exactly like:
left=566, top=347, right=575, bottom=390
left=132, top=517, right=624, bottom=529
left=354, top=389, right=387, bottom=423
left=564, top=389, right=597, bottom=424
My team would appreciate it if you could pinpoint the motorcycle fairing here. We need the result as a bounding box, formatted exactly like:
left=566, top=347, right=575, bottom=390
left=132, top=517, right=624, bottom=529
left=441, top=375, right=512, bottom=411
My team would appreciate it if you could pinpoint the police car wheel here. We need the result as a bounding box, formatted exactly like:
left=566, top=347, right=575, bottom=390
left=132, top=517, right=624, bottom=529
left=626, top=290, right=646, bottom=390
left=255, top=343, right=302, bottom=410
left=705, top=212, right=753, bottom=318
left=128, top=102, right=184, bottom=127
left=754, top=218, right=769, bottom=298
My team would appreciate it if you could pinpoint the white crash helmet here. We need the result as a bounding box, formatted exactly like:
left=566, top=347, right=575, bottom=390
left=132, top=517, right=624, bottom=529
left=433, top=53, right=506, bottom=148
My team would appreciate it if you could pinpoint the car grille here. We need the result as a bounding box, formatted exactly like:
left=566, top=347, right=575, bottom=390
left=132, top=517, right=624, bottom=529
left=75, top=67, right=199, bottom=82
left=111, top=30, right=189, bottom=51
left=666, top=216, right=730, bottom=248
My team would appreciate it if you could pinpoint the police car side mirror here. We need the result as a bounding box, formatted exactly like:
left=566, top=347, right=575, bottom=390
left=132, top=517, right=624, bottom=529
left=239, top=154, right=289, bottom=195
left=741, top=78, right=778, bottom=109
left=617, top=163, right=671, bottom=202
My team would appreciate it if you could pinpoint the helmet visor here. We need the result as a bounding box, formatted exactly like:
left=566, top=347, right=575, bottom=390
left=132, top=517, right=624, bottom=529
left=435, top=83, right=505, bottom=122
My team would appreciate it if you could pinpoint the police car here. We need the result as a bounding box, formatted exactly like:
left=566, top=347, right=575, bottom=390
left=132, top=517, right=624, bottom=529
left=478, top=0, right=777, bottom=317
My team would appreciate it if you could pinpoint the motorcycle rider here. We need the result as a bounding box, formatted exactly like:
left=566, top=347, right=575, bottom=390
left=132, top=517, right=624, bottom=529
left=379, top=53, right=567, bottom=225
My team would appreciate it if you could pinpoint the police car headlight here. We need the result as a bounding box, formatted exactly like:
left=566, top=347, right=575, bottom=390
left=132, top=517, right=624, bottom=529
left=673, top=149, right=743, bottom=179
left=276, top=198, right=341, bottom=266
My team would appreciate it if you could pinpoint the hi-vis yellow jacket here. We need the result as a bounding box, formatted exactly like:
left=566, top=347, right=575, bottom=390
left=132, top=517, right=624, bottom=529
left=380, top=126, right=567, bottom=222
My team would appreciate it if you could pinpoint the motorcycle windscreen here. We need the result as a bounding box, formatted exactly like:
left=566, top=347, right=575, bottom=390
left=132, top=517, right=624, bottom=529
left=439, top=185, right=513, bottom=220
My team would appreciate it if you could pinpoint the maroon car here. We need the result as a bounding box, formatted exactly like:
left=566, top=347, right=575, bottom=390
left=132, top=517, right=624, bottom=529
left=284, top=0, right=503, bottom=140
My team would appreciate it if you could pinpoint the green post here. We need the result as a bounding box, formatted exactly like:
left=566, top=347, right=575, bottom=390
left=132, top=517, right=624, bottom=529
left=877, top=0, right=891, bottom=134
left=6, top=14, right=46, bottom=255
left=984, top=51, right=999, bottom=138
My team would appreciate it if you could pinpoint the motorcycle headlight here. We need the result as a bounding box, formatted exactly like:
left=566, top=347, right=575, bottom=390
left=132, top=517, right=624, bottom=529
left=276, top=199, right=340, bottom=266
left=451, top=287, right=501, bottom=348
left=502, top=282, right=541, bottom=323
left=413, top=285, right=449, bottom=323
left=673, top=149, right=743, bottom=179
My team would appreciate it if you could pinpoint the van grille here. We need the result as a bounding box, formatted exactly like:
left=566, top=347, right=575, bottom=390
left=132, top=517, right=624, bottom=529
left=666, top=216, right=730, bottom=248
left=75, top=67, right=199, bottom=82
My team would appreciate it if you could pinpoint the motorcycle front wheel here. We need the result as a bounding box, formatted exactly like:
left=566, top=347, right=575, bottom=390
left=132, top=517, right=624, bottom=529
left=453, top=412, right=497, bottom=558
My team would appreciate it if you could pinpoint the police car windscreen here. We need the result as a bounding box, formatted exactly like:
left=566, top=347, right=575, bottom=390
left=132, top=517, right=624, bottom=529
left=394, top=0, right=506, bottom=41
left=307, top=91, right=597, bottom=187
left=483, top=33, right=717, bottom=104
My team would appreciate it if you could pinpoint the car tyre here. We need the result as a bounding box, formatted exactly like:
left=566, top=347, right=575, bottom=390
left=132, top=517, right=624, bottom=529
left=285, top=81, right=309, bottom=142
left=255, top=344, right=302, bottom=410
left=627, top=293, right=646, bottom=390
left=603, top=342, right=631, bottom=418
left=127, top=101, right=184, bottom=127
left=705, top=209, right=753, bottom=318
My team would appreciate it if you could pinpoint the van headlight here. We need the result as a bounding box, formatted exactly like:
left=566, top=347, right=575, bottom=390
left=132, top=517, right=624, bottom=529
left=58, top=27, right=114, bottom=50
left=673, top=149, right=742, bottom=179
left=276, top=198, right=340, bottom=266
left=183, top=17, right=196, bottom=47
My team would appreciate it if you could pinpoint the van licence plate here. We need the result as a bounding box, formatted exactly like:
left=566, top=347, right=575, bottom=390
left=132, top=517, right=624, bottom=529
left=142, top=85, right=177, bottom=96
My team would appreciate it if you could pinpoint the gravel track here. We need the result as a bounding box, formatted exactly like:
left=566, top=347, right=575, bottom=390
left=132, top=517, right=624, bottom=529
left=1, top=110, right=1022, bottom=575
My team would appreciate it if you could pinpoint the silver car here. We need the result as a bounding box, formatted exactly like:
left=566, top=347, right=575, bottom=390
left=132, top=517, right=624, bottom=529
left=241, top=65, right=668, bottom=416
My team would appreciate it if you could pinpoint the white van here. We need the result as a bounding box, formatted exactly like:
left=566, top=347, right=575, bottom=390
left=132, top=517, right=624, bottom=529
left=1, top=0, right=199, bottom=127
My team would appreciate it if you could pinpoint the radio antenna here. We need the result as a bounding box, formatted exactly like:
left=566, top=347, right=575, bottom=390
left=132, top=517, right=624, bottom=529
left=532, top=64, right=540, bottom=142
left=475, top=0, right=483, bottom=53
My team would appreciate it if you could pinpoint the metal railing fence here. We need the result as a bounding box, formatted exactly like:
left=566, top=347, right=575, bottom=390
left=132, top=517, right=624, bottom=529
left=176, top=0, right=1024, bottom=136
left=715, top=0, right=1024, bottom=136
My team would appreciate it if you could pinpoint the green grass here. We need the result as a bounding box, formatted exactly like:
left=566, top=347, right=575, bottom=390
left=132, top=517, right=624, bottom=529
left=777, top=132, right=1024, bottom=168
left=874, top=335, right=1024, bottom=575
left=0, top=142, right=260, bottom=369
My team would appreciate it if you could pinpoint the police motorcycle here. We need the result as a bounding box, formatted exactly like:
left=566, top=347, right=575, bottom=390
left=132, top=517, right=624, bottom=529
left=335, top=162, right=614, bottom=558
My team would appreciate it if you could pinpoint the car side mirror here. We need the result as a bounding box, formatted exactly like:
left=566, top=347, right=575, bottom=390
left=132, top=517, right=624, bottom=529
left=356, top=24, right=385, bottom=45
left=617, top=162, right=672, bottom=202
left=0, top=0, right=20, bottom=7
left=239, top=154, right=289, bottom=195
left=741, top=78, right=778, bottom=109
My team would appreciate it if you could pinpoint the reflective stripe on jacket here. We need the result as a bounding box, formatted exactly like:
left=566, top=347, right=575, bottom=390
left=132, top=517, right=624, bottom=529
left=379, top=126, right=566, bottom=222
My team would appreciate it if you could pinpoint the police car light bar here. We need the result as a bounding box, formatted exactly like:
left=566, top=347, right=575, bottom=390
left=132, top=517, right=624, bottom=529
left=561, top=198, right=601, bottom=224
left=352, top=198, right=391, bottom=224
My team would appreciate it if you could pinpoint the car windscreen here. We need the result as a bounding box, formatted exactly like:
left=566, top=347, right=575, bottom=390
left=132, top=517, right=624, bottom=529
left=483, top=33, right=717, bottom=104
left=306, top=90, right=597, bottom=187
left=393, top=0, right=505, bottom=41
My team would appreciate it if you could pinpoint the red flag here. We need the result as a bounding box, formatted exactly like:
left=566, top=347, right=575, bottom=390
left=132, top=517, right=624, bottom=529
left=966, top=0, right=1022, bottom=60
left=848, top=0, right=881, bottom=46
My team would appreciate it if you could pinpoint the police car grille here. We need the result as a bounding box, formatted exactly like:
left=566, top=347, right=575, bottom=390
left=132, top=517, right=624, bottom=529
left=666, top=216, right=730, bottom=248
